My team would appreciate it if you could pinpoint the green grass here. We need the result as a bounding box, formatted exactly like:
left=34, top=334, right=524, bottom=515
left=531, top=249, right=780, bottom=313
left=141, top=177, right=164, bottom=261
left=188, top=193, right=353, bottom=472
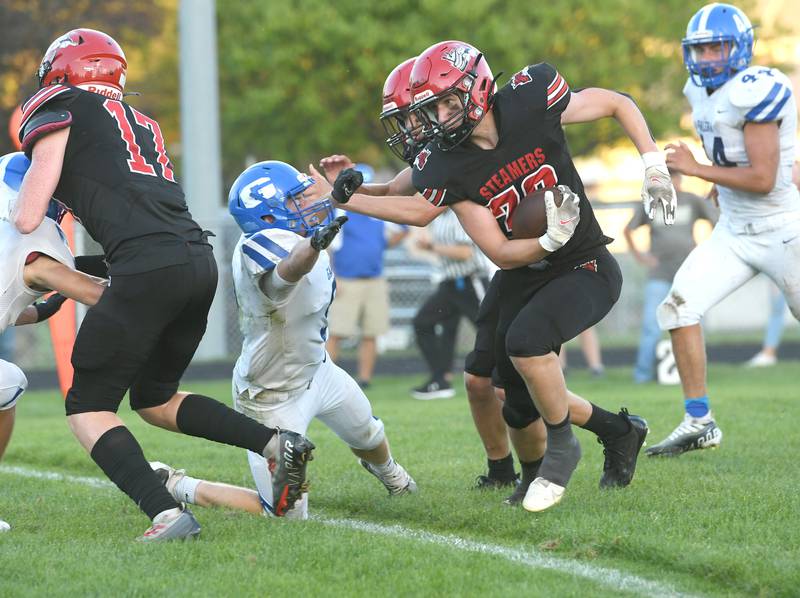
left=2, top=364, right=799, bottom=597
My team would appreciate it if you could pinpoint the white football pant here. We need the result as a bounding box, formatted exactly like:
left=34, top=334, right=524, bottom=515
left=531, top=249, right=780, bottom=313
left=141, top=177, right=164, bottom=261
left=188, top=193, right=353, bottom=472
left=234, top=356, right=385, bottom=519
left=0, top=359, right=27, bottom=411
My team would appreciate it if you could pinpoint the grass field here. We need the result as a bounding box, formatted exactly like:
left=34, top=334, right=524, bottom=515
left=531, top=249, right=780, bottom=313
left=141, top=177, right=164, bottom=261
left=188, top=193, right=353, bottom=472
left=2, top=364, right=799, bottom=597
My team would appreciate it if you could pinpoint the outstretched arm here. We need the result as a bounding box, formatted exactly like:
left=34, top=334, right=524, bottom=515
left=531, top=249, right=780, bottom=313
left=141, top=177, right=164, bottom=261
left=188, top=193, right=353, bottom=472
left=307, top=164, right=443, bottom=226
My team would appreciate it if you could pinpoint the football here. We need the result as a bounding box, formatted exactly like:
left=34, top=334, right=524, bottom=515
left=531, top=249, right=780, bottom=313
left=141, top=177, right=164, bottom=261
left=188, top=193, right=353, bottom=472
left=511, top=187, right=565, bottom=239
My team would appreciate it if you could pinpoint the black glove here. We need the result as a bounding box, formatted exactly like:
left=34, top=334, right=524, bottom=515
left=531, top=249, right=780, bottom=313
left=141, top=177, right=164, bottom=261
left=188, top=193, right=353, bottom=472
left=331, top=168, right=364, bottom=204
left=311, top=215, right=348, bottom=251
left=34, top=293, right=68, bottom=322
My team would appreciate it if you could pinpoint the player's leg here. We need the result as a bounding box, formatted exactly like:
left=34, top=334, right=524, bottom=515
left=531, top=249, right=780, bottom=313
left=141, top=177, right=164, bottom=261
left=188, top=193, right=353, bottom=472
left=130, top=250, right=312, bottom=517
left=63, top=279, right=195, bottom=541
left=150, top=461, right=263, bottom=514
left=0, top=360, right=26, bottom=460
left=649, top=225, right=756, bottom=456
left=234, top=385, right=315, bottom=519
left=746, top=286, right=786, bottom=366
left=503, top=252, right=628, bottom=509
left=464, top=274, right=516, bottom=488
left=412, top=281, right=459, bottom=399
left=326, top=278, right=362, bottom=363
left=579, top=328, right=604, bottom=376
left=314, top=359, right=416, bottom=496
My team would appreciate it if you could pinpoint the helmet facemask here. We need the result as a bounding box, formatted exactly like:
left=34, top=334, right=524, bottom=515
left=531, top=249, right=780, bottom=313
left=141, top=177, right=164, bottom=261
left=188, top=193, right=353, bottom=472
left=413, top=82, right=482, bottom=150
left=381, top=108, right=427, bottom=162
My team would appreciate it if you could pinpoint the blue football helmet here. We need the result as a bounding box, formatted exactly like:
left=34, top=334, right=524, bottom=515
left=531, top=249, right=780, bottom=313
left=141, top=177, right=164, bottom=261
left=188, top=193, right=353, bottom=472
left=228, top=160, right=333, bottom=236
left=683, top=3, right=754, bottom=89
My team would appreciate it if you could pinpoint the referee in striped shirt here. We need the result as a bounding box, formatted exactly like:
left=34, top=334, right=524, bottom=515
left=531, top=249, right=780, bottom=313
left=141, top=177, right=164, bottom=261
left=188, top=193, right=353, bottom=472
left=412, top=209, right=490, bottom=400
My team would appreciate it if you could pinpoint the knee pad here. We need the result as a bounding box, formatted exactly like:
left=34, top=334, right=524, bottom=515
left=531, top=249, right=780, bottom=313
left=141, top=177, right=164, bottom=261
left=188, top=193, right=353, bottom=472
left=464, top=372, right=492, bottom=402
left=501, top=385, right=541, bottom=429
left=656, top=289, right=701, bottom=331
left=505, top=322, right=552, bottom=358
left=0, top=361, right=27, bottom=410
left=348, top=416, right=386, bottom=452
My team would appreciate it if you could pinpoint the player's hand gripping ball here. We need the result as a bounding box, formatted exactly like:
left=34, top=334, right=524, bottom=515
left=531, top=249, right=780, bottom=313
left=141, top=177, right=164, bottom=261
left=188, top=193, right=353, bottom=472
left=512, top=185, right=581, bottom=252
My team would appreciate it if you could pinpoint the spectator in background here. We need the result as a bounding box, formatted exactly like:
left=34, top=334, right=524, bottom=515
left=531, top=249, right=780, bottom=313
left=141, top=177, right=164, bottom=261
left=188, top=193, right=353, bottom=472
left=746, top=284, right=786, bottom=367
left=327, top=164, right=408, bottom=388
left=411, top=208, right=489, bottom=399
left=624, top=169, right=717, bottom=383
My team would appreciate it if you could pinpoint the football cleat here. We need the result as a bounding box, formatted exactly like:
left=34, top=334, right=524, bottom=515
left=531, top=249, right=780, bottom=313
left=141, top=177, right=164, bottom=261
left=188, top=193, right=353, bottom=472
left=645, top=413, right=722, bottom=457
left=149, top=461, right=189, bottom=503
left=360, top=459, right=417, bottom=496
left=411, top=379, right=455, bottom=400
left=522, top=477, right=566, bottom=512
left=745, top=351, right=777, bottom=368
left=137, top=506, right=201, bottom=542
left=0, top=518, right=10, bottom=532
left=502, top=478, right=531, bottom=506
left=264, top=429, right=315, bottom=517
left=598, top=410, right=649, bottom=489
left=475, top=473, right=518, bottom=490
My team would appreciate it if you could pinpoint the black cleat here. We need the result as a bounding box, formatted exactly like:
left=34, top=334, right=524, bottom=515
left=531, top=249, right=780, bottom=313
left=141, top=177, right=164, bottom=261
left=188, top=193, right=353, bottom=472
left=502, top=478, right=530, bottom=506
left=265, top=429, right=315, bottom=516
left=598, top=409, right=649, bottom=489
left=645, top=414, right=722, bottom=457
left=474, top=474, right=518, bottom=490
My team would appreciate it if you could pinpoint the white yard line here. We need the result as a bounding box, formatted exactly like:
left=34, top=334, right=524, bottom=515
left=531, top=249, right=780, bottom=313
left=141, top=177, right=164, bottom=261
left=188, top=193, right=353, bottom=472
left=2, top=464, right=699, bottom=598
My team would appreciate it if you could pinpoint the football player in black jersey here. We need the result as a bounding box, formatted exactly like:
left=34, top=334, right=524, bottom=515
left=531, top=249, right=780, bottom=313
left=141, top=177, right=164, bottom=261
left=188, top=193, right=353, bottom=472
left=11, top=29, right=315, bottom=539
left=310, top=41, right=677, bottom=512
left=319, top=58, right=521, bottom=491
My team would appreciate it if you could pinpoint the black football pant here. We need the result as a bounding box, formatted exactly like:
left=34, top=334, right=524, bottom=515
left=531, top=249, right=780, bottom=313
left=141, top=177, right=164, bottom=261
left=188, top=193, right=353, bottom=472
left=413, top=275, right=488, bottom=381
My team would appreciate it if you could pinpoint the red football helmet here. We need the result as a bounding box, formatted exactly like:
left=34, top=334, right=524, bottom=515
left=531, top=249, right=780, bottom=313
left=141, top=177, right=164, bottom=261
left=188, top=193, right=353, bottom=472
left=409, top=40, right=496, bottom=149
left=379, top=57, right=424, bottom=162
left=37, top=29, right=127, bottom=100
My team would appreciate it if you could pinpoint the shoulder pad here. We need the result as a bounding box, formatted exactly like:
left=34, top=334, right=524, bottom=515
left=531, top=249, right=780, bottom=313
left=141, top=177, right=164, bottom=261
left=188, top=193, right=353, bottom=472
left=240, top=229, right=297, bottom=276
left=20, top=109, right=73, bottom=154
left=728, top=67, right=793, bottom=122
left=523, top=63, right=569, bottom=112
left=19, top=85, right=73, bottom=130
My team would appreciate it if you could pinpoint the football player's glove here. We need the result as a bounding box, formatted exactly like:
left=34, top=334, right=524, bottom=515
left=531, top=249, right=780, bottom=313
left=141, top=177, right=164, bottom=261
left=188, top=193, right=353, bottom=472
left=310, top=215, right=348, bottom=251
left=34, top=293, right=67, bottom=322
left=641, top=152, right=677, bottom=225
left=539, top=185, right=580, bottom=252
left=331, top=169, right=363, bottom=204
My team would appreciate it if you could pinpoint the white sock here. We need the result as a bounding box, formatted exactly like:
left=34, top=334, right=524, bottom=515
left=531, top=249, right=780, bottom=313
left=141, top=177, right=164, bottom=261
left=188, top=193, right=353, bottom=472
left=173, top=475, right=201, bottom=504
left=370, top=457, right=395, bottom=476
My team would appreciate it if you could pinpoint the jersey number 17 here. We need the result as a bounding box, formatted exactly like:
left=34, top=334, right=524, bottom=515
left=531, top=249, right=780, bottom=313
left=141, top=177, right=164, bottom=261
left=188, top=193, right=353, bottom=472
left=103, top=99, right=176, bottom=183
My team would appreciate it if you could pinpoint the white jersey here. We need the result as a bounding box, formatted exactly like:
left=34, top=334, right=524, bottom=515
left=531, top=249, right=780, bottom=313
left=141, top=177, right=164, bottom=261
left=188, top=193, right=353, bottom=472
left=0, top=218, right=74, bottom=332
left=684, top=65, right=799, bottom=227
left=232, top=228, right=336, bottom=399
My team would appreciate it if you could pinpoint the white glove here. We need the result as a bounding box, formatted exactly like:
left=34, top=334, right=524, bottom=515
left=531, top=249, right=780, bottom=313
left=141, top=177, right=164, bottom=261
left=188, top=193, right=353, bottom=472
left=538, top=185, right=581, bottom=253
left=641, top=152, right=677, bottom=225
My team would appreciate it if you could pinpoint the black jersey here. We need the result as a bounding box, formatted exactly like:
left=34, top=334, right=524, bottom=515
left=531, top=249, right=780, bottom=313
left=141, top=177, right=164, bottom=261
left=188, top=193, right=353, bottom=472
left=412, top=63, right=611, bottom=271
left=20, top=85, right=205, bottom=274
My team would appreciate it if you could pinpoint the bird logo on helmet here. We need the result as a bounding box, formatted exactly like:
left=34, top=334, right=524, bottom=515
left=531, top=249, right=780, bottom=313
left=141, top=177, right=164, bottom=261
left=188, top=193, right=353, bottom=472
left=228, top=161, right=334, bottom=236
left=682, top=3, right=754, bottom=89
left=409, top=40, right=497, bottom=150
left=37, top=29, right=127, bottom=100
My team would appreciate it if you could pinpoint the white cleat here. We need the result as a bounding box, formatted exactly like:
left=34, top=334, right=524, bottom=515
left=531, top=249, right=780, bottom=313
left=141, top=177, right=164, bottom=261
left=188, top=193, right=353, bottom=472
left=522, top=477, right=566, bottom=512
left=360, top=459, right=418, bottom=496
left=0, top=518, right=10, bottom=532
left=745, top=351, right=777, bottom=368
left=149, top=461, right=189, bottom=503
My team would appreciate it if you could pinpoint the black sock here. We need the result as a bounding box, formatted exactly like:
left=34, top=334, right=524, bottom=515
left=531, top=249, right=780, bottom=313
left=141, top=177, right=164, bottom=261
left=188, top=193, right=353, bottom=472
left=519, top=458, right=543, bottom=488
left=176, top=394, right=276, bottom=454
left=580, top=403, right=630, bottom=440
left=538, top=415, right=582, bottom=487
left=90, top=426, right=178, bottom=520
left=487, top=453, right=516, bottom=481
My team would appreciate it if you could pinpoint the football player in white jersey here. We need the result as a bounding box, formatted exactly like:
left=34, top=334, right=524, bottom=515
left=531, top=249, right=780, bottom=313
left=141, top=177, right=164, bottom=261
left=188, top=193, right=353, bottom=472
left=648, top=3, right=800, bottom=455
left=0, top=152, right=106, bottom=531
left=154, top=161, right=416, bottom=519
